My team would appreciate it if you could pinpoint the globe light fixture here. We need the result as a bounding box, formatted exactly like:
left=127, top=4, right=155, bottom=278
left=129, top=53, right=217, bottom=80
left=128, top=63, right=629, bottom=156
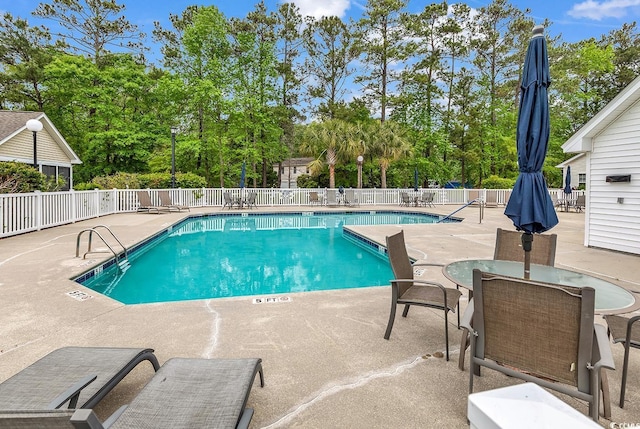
left=26, top=119, right=43, bottom=169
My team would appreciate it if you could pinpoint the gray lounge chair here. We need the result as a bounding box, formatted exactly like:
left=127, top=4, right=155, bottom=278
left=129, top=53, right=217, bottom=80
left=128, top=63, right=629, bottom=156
left=0, top=358, right=264, bottom=429
left=136, top=191, right=168, bottom=214
left=0, top=347, right=159, bottom=410
left=325, top=191, right=339, bottom=207
left=222, top=192, right=240, bottom=210
left=309, top=191, right=322, bottom=205
left=461, top=270, right=614, bottom=421
left=417, top=192, right=434, bottom=207
left=245, top=192, right=257, bottom=209
left=158, top=190, right=190, bottom=212
left=344, top=189, right=359, bottom=207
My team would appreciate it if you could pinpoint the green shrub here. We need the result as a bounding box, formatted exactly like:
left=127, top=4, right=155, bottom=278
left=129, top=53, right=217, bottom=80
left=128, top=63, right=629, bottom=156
left=77, top=172, right=207, bottom=190
left=482, top=175, right=515, bottom=189
left=92, top=172, right=142, bottom=189
left=0, top=162, right=46, bottom=193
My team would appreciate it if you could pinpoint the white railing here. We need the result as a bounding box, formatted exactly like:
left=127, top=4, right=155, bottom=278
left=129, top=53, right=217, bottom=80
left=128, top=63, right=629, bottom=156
left=0, top=187, right=574, bottom=239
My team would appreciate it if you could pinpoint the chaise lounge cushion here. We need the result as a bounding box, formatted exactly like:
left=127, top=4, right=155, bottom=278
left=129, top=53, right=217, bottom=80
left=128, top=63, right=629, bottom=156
left=109, top=358, right=263, bottom=429
left=0, top=347, right=159, bottom=410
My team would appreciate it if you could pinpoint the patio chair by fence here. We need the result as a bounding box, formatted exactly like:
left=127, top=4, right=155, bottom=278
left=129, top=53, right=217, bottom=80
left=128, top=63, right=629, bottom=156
left=223, top=192, right=239, bottom=210
left=603, top=312, right=640, bottom=408
left=136, top=191, right=168, bottom=214
left=461, top=270, right=614, bottom=421
left=158, top=190, right=190, bottom=212
left=326, top=191, right=339, bottom=207
left=0, top=358, right=264, bottom=429
left=246, top=191, right=258, bottom=209
left=484, top=190, right=498, bottom=208
left=417, top=192, right=434, bottom=207
left=384, top=230, right=461, bottom=361
left=309, top=191, right=322, bottom=205
left=344, top=189, right=359, bottom=207
left=399, top=192, right=411, bottom=207
left=0, top=347, right=159, bottom=410
left=572, top=194, right=586, bottom=212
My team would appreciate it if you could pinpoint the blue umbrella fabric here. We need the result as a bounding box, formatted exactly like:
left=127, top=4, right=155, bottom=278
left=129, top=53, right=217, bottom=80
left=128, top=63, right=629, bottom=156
left=564, top=165, right=572, bottom=195
left=413, top=168, right=419, bottom=192
left=504, top=25, right=558, bottom=235
left=239, top=162, right=246, bottom=189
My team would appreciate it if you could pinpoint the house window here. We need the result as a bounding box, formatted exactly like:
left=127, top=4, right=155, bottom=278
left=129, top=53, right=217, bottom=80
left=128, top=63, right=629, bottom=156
left=40, top=165, right=71, bottom=191
left=578, top=173, right=586, bottom=184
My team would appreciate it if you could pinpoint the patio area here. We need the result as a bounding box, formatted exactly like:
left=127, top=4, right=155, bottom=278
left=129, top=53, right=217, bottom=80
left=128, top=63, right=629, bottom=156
left=1, top=203, right=639, bottom=428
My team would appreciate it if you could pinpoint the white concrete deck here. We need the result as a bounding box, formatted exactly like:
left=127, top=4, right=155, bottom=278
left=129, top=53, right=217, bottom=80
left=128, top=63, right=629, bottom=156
left=1, top=204, right=639, bottom=428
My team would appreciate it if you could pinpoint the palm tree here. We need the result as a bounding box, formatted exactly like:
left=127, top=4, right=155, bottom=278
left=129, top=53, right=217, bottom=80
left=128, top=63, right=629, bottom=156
left=366, top=121, right=411, bottom=188
left=300, top=119, right=353, bottom=188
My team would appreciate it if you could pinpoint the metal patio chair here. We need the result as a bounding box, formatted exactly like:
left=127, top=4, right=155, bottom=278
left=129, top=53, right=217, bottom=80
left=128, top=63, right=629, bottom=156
left=384, top=230, right=461, bottom=361
left=603, top=311, right=640, bottom=408
left=461, top=270, right=614, bottom=421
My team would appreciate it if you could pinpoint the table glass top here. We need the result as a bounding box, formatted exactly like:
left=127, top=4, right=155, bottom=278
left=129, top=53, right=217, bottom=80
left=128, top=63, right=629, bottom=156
left=443, top=259, right=636, bottom=314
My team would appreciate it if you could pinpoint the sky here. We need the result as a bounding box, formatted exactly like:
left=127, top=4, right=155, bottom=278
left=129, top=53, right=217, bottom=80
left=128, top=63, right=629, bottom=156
left=3, top=0, right=638, bottom=49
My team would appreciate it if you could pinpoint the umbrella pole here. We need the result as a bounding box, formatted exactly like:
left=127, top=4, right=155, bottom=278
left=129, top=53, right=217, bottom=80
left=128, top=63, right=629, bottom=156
left=521, top=233, right=533, bottom=279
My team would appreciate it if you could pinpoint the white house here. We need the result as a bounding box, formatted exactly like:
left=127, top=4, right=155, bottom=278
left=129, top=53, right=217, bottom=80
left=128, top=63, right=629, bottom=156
left=556, top=153, right=587, bottom=190
left=274, top=157, right=314, bottom=188
left=562, top=75, right=640, bottom=255
left=0, top=110, right=81, bottom=190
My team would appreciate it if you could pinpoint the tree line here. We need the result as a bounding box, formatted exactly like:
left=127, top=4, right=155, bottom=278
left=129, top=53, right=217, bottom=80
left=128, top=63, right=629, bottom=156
left=1, top=0, right=639, bottom=189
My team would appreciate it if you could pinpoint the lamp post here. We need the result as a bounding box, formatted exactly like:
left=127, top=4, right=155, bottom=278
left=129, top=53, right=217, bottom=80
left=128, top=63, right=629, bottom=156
left=26, top=119, right=43, bottom=169
left=357, top=155, right=364, bottom=189
left=170, top=126, right=178, bottom=188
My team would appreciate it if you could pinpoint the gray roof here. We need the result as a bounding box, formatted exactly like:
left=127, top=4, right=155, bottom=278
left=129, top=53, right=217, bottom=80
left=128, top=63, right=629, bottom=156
left=0, top=110, right=43, bottom=140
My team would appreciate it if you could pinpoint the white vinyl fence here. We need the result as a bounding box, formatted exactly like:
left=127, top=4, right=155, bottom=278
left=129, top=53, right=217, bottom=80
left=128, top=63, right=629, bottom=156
left=0, top=187, right=578, bottom=238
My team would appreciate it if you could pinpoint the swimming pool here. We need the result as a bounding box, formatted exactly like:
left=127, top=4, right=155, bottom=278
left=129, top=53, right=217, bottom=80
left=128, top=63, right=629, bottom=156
left=76, top=211, right=458, bottom=304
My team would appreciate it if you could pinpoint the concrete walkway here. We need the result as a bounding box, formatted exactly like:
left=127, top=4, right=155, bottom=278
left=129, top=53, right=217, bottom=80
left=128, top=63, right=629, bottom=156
left=1, top=204, right=639, bottom=428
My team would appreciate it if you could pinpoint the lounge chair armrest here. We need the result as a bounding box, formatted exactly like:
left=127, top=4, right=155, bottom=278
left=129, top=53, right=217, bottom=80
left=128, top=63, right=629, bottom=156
left=460, top=300, right=474, bottom=332
left=70, top=408, right=107, bottom=429
left=593, top=324, right=615, bottom=371
left=48, top=375, right=97, bottom=409
left=391, top=278, right=447, bottom=291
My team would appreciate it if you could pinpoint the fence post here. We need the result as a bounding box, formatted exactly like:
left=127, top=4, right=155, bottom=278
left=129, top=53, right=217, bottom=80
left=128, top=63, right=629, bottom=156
left=71, top=189, right=77, bottom=223
left=35, top=190, right=42, bottom=231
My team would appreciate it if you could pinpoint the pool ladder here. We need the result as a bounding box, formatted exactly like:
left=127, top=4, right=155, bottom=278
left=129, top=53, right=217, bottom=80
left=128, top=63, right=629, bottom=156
left=76, top=225, right=130, bottom=272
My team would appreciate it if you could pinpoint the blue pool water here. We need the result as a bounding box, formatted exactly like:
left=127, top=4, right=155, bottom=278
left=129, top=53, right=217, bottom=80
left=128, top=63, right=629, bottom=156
left=77, top=211, right=455, bottom=304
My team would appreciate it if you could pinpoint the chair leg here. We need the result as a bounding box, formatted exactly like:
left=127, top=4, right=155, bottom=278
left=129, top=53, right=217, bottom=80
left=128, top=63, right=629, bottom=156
left=402, top=304, right=410, bottom=317
left=621, top=340, right=632, bottom=407
left=458, top=327, right=469, bottom=371
left=601, top=369, right=611, bottom=419
left=384, top=302, right=397, bottom=340
left=444, top=308, right=450, bottom=361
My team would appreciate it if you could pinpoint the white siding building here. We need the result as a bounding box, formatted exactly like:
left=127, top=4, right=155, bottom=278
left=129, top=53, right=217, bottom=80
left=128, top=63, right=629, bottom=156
left=562, top=76, right=640, bottom=255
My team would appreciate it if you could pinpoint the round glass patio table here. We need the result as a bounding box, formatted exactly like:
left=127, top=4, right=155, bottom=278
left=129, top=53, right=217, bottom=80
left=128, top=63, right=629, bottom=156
left=443, top=259, right=637, bottom=314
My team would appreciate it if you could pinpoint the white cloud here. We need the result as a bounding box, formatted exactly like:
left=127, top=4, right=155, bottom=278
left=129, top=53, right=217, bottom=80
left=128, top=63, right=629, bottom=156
left=568, top=0, right=640, bottom=20
left=282, top=0, right=351, bottom=19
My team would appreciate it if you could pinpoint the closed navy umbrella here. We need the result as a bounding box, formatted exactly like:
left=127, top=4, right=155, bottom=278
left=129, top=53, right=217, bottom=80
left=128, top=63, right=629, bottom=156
left=239, top=162, right=246, bottom=189
left=504, top=25, right=559, bottom=278
left=564, top=165, right=572, bottom=195
left=413, top=168, right=419, bottom=192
